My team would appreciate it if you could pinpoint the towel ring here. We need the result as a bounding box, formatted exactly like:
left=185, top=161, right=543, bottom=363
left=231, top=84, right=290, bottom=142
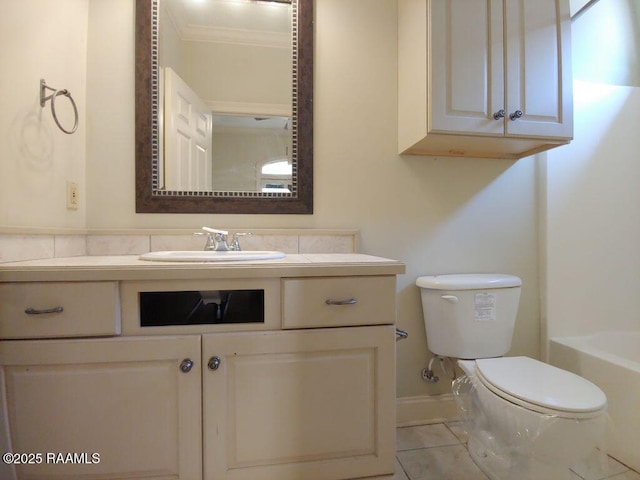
left=40, top=79, right=78, bottom=134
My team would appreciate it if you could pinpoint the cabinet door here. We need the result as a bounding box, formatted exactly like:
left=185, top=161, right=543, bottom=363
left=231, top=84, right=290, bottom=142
left=505, top=0, right=573, bottom=139
left=0, top=336, right=202, bottom=480
left=430, top=0, right=504, bottom=135
left=202, top=326, right=396, bottom=480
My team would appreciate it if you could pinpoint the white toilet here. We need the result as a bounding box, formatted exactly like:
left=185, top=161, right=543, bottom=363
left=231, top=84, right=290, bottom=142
left=416, top=274, right=607, bottom=480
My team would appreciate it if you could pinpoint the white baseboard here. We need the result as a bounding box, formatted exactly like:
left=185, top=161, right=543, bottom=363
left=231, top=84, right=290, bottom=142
left=396, top=394, right=459, bottom=427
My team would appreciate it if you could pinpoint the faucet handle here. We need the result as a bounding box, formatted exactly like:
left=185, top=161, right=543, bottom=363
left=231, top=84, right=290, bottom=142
left=202, top=226, right=228, bottom=236
left=230, top=232, right=252, bottom=251
left=201, top=227, right=230, bottom=250
left=193, top=231, right=216, bottom=251
left=201, top=226, right=233, bottom=251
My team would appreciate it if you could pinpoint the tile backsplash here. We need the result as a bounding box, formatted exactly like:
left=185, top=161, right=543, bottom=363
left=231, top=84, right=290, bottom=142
left=0, top=230, right=359, bottom=263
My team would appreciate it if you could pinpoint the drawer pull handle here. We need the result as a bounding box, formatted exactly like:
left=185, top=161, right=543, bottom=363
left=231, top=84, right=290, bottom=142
left=325, top=298, right=357, bottom=306
left=24, top=307, right=64, bottom=315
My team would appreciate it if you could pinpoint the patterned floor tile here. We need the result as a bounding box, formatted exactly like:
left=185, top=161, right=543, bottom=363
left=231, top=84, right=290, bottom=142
left=396, top=424, right=460, bottom=452
left=397, top=445, right=489, bottom=480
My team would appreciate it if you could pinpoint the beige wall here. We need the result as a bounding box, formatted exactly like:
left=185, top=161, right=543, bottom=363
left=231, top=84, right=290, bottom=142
left=540, top=0, right=640, bottom=345
left=313, top=0, right=540, bottom=397
left=541, top=0, right=640, bottom=352
left=85, top=0, right=135, bottom=230
left=0, top=0, right=88, bottom=231
left=2, top=0, right=541, bottom=398
left=542, top=83, right=640, bottom=346
left=571, top=0, right=640, bottom=87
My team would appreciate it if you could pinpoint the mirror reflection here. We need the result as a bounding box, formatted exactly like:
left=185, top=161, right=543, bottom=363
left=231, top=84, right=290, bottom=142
left=136, top=0, right=313, bottom=214
left=158, top=0, right=293, bottom=194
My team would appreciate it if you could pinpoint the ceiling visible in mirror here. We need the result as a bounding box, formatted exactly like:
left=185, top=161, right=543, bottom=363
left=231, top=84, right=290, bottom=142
left=163, top=0, right=291, bottom=46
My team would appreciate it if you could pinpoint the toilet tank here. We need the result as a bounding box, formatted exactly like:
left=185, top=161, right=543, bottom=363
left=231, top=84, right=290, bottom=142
left=416, top=274, right=521, bottom=359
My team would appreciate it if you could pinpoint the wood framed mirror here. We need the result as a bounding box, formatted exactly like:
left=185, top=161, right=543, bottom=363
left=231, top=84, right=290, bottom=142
left=135, top=0, right=313, bottom=214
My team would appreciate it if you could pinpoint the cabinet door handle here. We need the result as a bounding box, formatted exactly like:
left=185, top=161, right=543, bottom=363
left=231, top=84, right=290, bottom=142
left=180, top=359, right=194, bottom=373
left=509, top=110, right=523, bottom=121
left=24, top=306, right=64, bottom=315
left=208, top=356, right=221, bottom=371
left=492, top=109, right=506, bottom=120
left=325, top=298, right=357, bottom=306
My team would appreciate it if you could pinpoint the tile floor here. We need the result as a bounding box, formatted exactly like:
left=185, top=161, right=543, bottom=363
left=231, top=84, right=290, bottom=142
left=360, top=422, right=640, bottom=480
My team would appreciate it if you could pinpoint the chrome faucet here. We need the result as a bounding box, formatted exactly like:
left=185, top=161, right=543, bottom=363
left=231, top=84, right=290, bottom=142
left=201, top=227, right=230, bottom=251
left=195, top=227, right=252, bottom=251
left=202, top=232, right=216, bottom=251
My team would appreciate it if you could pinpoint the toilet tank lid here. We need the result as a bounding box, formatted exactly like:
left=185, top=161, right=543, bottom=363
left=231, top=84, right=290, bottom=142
left=416, top=274, right=521, bottom=290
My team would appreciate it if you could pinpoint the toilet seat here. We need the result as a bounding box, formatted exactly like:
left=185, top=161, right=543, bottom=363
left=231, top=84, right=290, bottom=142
left=475, top=356, right=607, bottom=419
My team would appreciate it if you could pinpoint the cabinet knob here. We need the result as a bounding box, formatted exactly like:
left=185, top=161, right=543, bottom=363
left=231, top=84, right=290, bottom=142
left=492, top=109, right=506, bottom=120
left=208, top=356, right=221, bottom=371
left=180, top=358, right=194, bottom=373
left=509, top=110, right=523, bottom=121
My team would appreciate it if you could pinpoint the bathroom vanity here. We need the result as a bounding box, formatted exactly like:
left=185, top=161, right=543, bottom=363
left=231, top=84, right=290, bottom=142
left=0, top=254, right=404, bottom=480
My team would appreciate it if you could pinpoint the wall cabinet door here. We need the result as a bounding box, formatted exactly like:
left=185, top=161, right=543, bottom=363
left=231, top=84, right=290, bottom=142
left=399, top=0, right=572, bottom=158
left=202, top=326, right=396, bottom=480
left=0, top=336, right=202, bottom=480
left=430, top=0, right=504, bottom=136
left=503, top=0, right=573, bottom=139
left=431, top=0, right=571, bottom=139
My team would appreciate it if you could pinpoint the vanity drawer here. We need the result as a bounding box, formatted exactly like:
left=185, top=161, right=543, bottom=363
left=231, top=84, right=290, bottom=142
left=0, top=282, right=120, bottom=339
left=282, top=276, right=396, bottom=328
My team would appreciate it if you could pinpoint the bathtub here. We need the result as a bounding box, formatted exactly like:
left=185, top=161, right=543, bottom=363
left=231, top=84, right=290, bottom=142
left=549, top=332, right=640, bottom=472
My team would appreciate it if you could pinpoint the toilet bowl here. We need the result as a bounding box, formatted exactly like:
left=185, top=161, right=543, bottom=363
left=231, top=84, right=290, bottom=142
left=416, top=274, right=607, bottom=480
left=457, top=357, right=606, bottom=480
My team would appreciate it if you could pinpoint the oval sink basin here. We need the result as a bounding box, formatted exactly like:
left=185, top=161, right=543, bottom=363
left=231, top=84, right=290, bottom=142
left=139, top=250, right=286, bottom=262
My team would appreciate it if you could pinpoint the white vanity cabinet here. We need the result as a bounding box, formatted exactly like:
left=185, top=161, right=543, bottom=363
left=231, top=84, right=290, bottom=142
left=0, top=281, right=120, bottom=339
left=0, top=255, right=404, bottom=480
left=399, top=0, right=572, bottom=159
left=202, top=326, right=395, bottom=480
left=0, top=335, right=202, bottom=480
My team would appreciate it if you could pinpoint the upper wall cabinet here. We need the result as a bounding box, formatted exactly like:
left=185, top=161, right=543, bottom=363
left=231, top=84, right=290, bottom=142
left=399, top=0, right=573, bottom=159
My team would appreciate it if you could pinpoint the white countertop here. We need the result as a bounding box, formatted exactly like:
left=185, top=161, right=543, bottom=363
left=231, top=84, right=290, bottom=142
left=0, top=254, right=405, bottom=282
